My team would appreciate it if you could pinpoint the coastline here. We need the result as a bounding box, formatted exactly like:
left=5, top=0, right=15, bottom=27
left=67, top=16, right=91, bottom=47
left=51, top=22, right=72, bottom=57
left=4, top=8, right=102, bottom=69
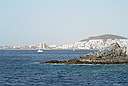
left=43, top=43, right=128, bottom=64
left=44, top=58, right=128, bottom=64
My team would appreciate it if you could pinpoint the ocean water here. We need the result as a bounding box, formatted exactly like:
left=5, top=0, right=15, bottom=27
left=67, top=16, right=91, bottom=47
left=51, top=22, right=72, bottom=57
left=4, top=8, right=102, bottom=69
left=0, top=50, right=128, bottom=86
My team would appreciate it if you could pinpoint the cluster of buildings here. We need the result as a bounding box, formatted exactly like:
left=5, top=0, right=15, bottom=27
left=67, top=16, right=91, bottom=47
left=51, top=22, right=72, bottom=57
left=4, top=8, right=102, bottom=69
left=56, top=39, right=128, bottom=50
left=1, top=37, right=128, bottom=50
left=0, top=43, right=49, bottom=50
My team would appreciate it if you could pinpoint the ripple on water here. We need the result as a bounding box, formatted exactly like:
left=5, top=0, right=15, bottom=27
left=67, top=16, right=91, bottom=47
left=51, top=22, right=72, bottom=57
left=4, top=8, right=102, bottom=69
left=0, top=50, right=128, bottom=86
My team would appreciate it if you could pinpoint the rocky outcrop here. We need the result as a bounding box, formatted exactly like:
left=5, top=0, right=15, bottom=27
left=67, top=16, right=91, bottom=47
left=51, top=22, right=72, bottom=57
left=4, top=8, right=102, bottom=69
left=95, top=43, right=127, bottom=58
left=44, top=43, right=128, bottom=64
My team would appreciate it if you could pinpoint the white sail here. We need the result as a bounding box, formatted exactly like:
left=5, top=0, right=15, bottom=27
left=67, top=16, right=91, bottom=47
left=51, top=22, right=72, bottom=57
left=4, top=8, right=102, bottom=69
left=37, top=49, right=43, bottom=53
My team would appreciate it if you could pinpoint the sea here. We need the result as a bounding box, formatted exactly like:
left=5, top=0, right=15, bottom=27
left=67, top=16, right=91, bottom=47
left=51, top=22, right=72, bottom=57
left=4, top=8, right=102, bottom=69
left=0, top=50, right=128, bottom=86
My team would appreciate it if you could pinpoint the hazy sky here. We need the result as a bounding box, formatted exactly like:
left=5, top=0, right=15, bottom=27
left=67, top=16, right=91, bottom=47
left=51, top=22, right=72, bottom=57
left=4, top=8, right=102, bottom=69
left=0, top=0, right=128, bottom=45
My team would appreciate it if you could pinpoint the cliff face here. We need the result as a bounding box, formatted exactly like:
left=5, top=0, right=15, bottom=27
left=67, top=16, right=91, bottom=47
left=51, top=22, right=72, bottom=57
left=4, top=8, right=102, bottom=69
left=79, top=43, right=128, bottom=64
left=95, top=43, right=127, bottom=58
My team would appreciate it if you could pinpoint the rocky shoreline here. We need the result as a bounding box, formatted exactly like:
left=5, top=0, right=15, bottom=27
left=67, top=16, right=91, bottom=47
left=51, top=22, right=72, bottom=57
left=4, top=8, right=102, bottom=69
left=44, top=57, right=128, bottom=64
left=43, top=43, right=128, bottom=64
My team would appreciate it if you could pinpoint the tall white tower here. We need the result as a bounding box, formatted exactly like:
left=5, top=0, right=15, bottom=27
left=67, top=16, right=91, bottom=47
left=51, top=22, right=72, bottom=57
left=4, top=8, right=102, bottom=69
left=39, top=43, right=47, bottom=49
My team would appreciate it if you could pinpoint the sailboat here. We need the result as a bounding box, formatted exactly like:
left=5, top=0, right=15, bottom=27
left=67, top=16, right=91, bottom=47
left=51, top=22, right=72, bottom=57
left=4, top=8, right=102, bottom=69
left=37, top=43, right=46, bottom=53
left=37, top=49, right=43, bottom=53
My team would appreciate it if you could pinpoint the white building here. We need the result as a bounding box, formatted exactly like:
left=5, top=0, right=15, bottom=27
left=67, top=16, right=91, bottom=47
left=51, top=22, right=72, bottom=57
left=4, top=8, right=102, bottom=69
left=56, top=39, right=128, bottom=50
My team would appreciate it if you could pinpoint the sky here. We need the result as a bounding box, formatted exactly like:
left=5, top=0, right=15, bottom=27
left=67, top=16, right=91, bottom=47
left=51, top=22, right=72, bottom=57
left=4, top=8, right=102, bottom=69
left=0, top=0, right=128, bottom=45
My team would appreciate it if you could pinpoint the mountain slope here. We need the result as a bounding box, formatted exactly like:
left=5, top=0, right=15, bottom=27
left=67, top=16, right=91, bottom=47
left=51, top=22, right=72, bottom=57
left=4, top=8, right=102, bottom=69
left=80, top=34, right=127, bottom=41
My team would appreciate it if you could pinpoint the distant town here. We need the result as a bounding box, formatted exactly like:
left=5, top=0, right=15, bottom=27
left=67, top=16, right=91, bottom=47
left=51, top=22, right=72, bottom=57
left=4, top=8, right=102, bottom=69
left=1, top=34, right=128, bottom=50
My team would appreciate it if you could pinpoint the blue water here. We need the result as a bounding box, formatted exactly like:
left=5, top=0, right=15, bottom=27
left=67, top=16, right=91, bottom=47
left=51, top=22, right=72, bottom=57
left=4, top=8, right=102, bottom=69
left=0, top=50, right=128, bottom=86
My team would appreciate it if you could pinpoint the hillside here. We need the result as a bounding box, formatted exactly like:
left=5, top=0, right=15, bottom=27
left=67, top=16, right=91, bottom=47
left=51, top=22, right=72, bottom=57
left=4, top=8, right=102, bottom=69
left=80, top=34, right=127, bottom=42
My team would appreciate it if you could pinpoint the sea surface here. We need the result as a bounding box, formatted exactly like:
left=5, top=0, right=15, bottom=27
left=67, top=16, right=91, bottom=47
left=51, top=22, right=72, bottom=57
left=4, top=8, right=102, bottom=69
left=0, top=50, right=128, bottom=86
